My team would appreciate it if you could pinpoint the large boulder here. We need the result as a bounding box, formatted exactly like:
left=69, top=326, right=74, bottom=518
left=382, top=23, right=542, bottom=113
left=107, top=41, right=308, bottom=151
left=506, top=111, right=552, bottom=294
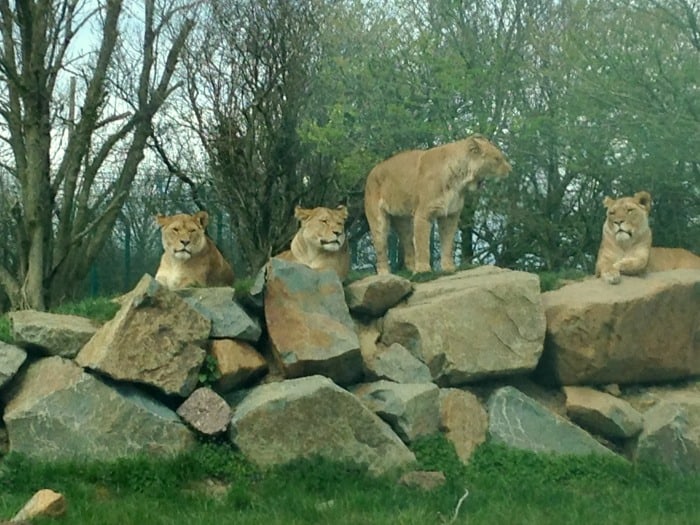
left=439, top=388, right=488, bottom=464
left=3, top=356, right=196, bottom=460
left=228, top=375, right=416, bottom=475
left=209, top=339, right=268, bottom=393
left=8, top=310, right=97, bottom=358
left=345, top=274, right=413, bottom=317
left=0, top=342, right=26, bottom=390
left=563, top=386, right=643, bottom=440
left=538, top=270, right=700, bottom=385
left=76, top=274, right=210, bottom=397
left=264, top=259, right=362, bottom=385
left=381, top=267, right=546, bottom=386
left=487, top=386, right=615, bottom=457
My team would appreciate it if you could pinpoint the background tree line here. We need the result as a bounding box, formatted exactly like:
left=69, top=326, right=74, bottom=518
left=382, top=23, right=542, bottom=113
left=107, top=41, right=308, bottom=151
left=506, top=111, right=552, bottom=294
left=0, top=0, right=698, bottom=312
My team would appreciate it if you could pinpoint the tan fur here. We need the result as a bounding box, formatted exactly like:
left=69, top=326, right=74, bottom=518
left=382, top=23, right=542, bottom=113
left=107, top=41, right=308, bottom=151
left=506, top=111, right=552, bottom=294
left=364, top=134, right=511, bottom=274
left=275, top=205, right=350, bottom=281
left=595, top=191, right=700, bottom=284
left=154, top=211, right=235, bottom=290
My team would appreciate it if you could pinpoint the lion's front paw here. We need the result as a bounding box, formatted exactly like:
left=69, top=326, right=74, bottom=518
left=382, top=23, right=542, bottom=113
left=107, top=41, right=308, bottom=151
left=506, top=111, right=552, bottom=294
left=602, top=270, right=621, bottom=284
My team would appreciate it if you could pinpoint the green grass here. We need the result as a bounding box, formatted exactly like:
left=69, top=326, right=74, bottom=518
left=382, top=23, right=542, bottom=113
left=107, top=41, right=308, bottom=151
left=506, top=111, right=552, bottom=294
left=1, top=438, right=698, bottom=525
left=50, top=296, right=120, bottom=323
left=0, top=315, right=11, bottom=343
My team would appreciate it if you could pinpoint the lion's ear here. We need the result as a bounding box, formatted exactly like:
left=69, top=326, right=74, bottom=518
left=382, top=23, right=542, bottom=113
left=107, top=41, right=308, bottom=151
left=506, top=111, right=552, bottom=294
left=194, top=211, right=209, bottom=228
left=602, top=197, right=614, bottom=208
left=336, top=205, right=349, bottom=220
left=294, top=206, right=312, bottom=222
left=467, top=136, right=482, bottom=154
left=155, top=214, right=169, bottom=228
left=634, top=191, right=652, bottom=211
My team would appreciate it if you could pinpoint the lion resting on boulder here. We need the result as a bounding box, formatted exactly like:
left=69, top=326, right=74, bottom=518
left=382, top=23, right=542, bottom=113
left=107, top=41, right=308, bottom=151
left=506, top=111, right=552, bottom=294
left=155, top=211, right=235, bottom=290
left=364, top=134, right=511, bottom=274
left=595, top=191, right=700, bottom=284
left=275, top=205, right=350, bottom=281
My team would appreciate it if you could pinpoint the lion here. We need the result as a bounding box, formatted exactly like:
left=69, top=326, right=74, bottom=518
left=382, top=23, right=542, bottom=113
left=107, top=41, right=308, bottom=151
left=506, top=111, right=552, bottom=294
left=595, top=191, right=700, bottom=284
left=154, top=211, right=235, bottom=290
left=274, top=205, right=350, bottom=281
left=364, top=134, right=511, bottom=274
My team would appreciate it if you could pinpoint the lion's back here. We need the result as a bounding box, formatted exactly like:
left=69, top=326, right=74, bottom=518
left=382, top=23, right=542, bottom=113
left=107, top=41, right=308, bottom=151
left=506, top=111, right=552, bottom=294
left=648, top=247, right=700, bottom=272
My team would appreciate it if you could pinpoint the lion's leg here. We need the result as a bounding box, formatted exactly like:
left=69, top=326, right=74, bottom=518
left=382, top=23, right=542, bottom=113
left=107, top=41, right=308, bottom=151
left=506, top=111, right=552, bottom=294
left=367, top=208, right=391, bottom=275
left=412, top=212, right=433, bottom=273
left=437, top=213, right=460, bottom=272
left=392, top=216, right=415, bottom=272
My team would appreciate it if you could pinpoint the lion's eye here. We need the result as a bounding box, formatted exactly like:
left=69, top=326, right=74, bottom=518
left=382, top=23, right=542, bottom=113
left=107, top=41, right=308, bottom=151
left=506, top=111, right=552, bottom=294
left=172, top=227, right=180, bottom=233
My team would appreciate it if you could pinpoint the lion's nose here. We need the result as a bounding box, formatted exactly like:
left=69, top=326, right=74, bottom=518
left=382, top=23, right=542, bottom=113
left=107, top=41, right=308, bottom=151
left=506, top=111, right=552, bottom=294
left=181, top=240, right=190, bottom=246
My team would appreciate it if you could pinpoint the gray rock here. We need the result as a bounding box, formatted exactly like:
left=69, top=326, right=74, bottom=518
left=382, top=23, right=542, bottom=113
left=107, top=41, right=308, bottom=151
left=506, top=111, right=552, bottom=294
left=539, top=270, right=700, bottom=385
left=4, top=356, right=196, bottom=460
left=564, top=386, right=643, bottom=439
left=76, top=274, right=209, bottom=397
left=177, top=387, right=232, bottom=435
left=265, top=259, right=362, bottom=385
left=8, top=310, right=97, bottom=358
left=0, top=342, right=26, bottom=389
left=229, top=375, right=416, bottom=475
left=352, top=380, right=440, bottom=443
left=345, top=274, right=413, bottom=317
left=487, top=386, right=615, bottom=457
left=177, top=287, right=261, bottom=342
left=364, top=342, right=432, bottom=384
left=381, top=267, right=546, bottom=386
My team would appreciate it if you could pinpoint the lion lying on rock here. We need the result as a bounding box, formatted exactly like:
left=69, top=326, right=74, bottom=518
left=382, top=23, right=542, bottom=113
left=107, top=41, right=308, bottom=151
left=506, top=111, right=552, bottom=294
left=595, top=191, right=700, bottom=284
left=364, top=134, right=511, bottom=274
left=275, top=205, right=350, bottom=281
left=155, top=211, right=235, bottom=289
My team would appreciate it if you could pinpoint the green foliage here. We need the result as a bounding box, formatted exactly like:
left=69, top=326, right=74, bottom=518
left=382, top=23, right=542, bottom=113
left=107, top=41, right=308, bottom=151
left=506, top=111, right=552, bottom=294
left=0, top=315, right=11, bottom=343
left=198, top=354, right=222, bottom=387
left=538, top=269, right=589, bottom=292
left=51, top=297, right=120, bottom=323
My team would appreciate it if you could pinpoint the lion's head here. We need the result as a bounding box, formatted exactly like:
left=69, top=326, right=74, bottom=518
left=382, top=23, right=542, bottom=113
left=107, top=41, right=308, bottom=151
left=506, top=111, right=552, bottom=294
left=464, top=135, right=512, bottom=191
left=156, top=211, right=210, bottom=261
left=602, top=191, right=651, bottom=244
left=294, top=205, right=348, bottom=253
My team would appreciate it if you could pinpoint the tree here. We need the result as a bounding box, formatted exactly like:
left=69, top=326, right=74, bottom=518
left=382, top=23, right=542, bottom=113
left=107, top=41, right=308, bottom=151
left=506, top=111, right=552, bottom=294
left=0, top=0, right=194, bottom=310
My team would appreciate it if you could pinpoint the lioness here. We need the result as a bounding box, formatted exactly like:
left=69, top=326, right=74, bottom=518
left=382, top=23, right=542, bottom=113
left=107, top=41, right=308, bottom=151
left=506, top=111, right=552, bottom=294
left=595, top=191, right=700, bottom=284
left=364, top=134, right=511, bottom=274
left=275, top=205, right=350, bottom=281
left=155, top=211, right=235, bottom=290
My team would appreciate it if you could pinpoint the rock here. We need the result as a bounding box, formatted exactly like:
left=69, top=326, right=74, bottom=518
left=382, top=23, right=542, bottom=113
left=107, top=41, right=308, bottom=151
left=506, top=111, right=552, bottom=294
left=210, top=339, right=268, bottom=392
left=487, top=386, right=615, bottom=457
left=8, top=310, right=97, bottom=358
left=564, top=386, right=643, bottom=439
left=634, top=391, right=700, bottom=474
left=0, top=342, right=26, bottom=389
left=176, top=287, right=261, bottom=342
left=12, top=489, right=66, bottom=522
left=439, top=388, right=488, bottom=464
left=228, top=375, right=416, bottom=475
left=4, top=356, right=196, bottom=460
left=363, top=342, right=432, bottom=384
left=345, top=274, right=413, bottom=317
left=352, top=380, right=440, bottom=443
left=398, top=470, right=446, bottom=491
left=538, top=270, right=700, bottom=385
left=177, top=387, right=232, bottom=435
left=381, top=267, right=546, bottom=386
left=76, top=274, right=210, bottom=397
left=264, top=259, right=362, bottom=386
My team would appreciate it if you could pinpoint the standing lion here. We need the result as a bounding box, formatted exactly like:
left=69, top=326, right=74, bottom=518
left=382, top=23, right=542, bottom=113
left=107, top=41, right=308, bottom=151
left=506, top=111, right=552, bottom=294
left=155, top=211, right=235, bottom=290
left=364, top=134, right=511, bottom=274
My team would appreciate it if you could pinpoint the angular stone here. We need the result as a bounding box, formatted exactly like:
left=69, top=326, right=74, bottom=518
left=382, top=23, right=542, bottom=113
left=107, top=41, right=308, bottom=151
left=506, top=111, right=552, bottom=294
left=345, top=274, right=413, bottom=317
left=12, top=489, right=66, bottom=522
left=439, top=388, right=488, bottom=464
left=76, top=274, right=209, bottom=397
left=564, top=386, right=643, bottom=439
left=381, top=267, right=546, bottom=386
left=363, top=342, right=432, bottom=384
left=352, top=380, right=440, bottom=443
left=487, top=386, right=615, bottom=457
left=264, top=259, right=362, bottom=385
left=539, top=270, right=700, bottom=385
left=229, top=375, right=416, bottom=475
left=177, top=287, right=261, bottom=342
left=0, top=342, right=26, bottom=389
left=8, top=310, right=97, bottom=358
left=634, top=392, right=700, bottom=474
left=210, top=339, right=268, bottom=393
left=4, top=356, right=196, bottom=460
left=177, top=387, right=232, bottom=436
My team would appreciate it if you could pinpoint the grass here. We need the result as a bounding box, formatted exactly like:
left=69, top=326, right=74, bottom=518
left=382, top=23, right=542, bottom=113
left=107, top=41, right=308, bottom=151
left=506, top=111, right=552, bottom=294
left=50, top=296, right=120, bottom=323
left=0, top=437, right=698, bottom=525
